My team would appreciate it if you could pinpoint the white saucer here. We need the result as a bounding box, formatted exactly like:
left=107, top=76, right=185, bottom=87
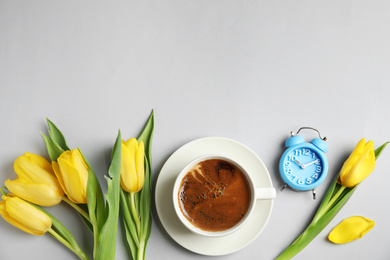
left=155, top=137, right=275, bottom=256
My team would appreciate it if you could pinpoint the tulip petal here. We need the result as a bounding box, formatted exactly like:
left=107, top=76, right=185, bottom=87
left=52, top=161, right=67, bottom=197
left=0, top=196, right=52, bottom=236
left=14, top=153, right=60, bottom=190
left=71, top=150, right=89, bottom=176
left=339, top=139, right=376, bottom=187
left=121, top=143, right=137, bottom=193
left=70, top=150, right=89, bottom=196
left=124, top=138, right=138, bottom=151
left=339, top=139, right=366, bottom=185
left=57, top=157, right=87, bottom=204
left=0, top=200, right=35, bottom=235
left=342, top=140, right=375, bottom=187
left=120, top=143, right=130, bottom=192
left=53, top=150, right=89, bottom=204
left=18, top=153, right=53, bottom=174
left=59, top=150, right=72, bottom=161
left=10, top=153, right=64, bottom=206
left=5, top=179, right=63, bottom=206
left=344, top=141, right=375, bottom=187
left=328, top=216, right=375, bottom=244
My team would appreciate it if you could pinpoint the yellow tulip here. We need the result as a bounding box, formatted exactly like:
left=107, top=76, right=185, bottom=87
left=5, top=153, right=64, bottom=207
left=328, top=216, right=375, bottom=244
left=338, top=138, right=375, bottom=188
left=0, top=195, right=52, bottom=236
left=52, top=149, right=88, bottom=204
left=120, top=138, right=145, bottom=193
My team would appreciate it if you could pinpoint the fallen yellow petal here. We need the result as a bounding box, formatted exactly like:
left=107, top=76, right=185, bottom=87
left=328, top=216, right=375, bottom=244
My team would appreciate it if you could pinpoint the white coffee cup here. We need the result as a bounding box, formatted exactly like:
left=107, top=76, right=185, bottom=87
left=172, top=154, right=276, bottom=237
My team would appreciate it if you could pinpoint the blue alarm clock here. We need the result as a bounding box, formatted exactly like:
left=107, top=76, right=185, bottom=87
left=279, top=127, right=328, bottom=199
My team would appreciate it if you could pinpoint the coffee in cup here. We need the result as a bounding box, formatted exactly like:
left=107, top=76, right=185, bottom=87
left=178, top=158, right=251, bottom=232
left=173, top=154, right=276, bottom=237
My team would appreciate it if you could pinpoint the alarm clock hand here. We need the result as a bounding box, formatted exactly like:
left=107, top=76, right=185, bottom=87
left=303, top=159, right=320, bottom=168
left=294, top=159, right=306, bottom=169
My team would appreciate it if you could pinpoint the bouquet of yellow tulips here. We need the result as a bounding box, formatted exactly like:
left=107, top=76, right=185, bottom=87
left=0, top=111, right=154, bottom=260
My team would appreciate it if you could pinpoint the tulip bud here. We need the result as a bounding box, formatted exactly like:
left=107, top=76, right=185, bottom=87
left=5, top=153, right=64, bottom=207
left=120, top=138, right=145, bottom=193
left=338, top=138, right=375, bottom=188
left=52, top=149, right=89, bottom=204
left=328, top=216, right=375, bottom=244
left=0, top=196, right=52, bottom=236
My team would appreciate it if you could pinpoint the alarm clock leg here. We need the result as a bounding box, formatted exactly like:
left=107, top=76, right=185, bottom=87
left=312, top=189, right=316, bottom=200
left=281, top=183, right=287, bottom=191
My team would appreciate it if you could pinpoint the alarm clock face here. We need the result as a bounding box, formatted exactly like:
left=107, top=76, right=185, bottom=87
left=280, top=145, right=327, bottom=191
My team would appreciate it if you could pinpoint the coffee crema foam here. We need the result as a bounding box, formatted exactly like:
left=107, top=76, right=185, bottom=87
left=178, top=159, right=251, bottom=232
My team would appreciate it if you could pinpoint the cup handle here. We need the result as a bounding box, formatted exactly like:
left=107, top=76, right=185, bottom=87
left=255, top=187, right=276, bottom=200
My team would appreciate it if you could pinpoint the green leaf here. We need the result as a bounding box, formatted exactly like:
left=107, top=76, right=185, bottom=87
left=137, top=110, right=154, bottom=259
left=375, top=141, right=389, bottom=159
left=41, top=118, right=71, bottom=161
left=139, top=157, right=152, bottom=240
left=97, top=130, right=122, bottom=260
left=80, top=149, right=106, bottom=230
left=46, top=118, right=70, bottom=151
left=123, top=219, right=138, bottom=260
left=138, top=110, right=154, bottom=162
left=79, top=148, right=106, bottom=258
left=311, top=172, right=339, bottom=223
left=41, top=133, right=65, bottom=161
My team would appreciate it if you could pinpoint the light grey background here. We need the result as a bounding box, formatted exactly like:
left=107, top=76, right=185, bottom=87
left=1, top=1, right=389, bottom=259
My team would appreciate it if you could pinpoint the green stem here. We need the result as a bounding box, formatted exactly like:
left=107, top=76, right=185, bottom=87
left=62, top=197, right=91, bottom=223
left=312, top=186, right=346, bottom=223
left=137, top=239, right=145, bottom=260
left=47, top=228, right=89, bottom=260
left=121, top=190, right=140, bottom=247
left=130, top=192, right=141, bottom=238
left=275, top=225, right=312, bottom=260
left=276, top=185, right=354, bottom=259
left=92, top=217, right=98, bottom=260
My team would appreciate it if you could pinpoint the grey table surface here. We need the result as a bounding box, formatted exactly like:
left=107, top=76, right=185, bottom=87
left=1, top=1, right=390, bottom=259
